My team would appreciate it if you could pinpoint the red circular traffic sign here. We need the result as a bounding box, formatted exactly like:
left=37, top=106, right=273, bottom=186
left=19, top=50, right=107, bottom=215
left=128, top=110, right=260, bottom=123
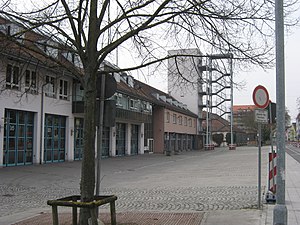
left=252, top=85, right=269, bottom=109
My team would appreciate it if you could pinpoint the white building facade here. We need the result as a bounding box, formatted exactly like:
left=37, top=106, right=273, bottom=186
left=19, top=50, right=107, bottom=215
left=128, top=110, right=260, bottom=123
left=0, top=58, right=76, bottom=166
left=167, top=49, right=204, bottom=135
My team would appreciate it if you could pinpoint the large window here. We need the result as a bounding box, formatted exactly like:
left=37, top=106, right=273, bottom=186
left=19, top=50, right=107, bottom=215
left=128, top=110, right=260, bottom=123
left=25, top=69, right=37, bottom=93
left=6, top=64, right=20, bottom=90
left=166, top=112, right=170, bottom=123
left=184, top=117, right=187, bottom=126
left=178, top=116, right=183, bottom=125
left=173, top=113, right=177, bottom=124
left=116, top=93, right=123, bottom=107
left=45, top=75, right=56, bottom=98
left=59, top=79, right=69, bottom=100
left=188, top=118, right=192, bottom=127
left=129, top=99, right=136, bottom=109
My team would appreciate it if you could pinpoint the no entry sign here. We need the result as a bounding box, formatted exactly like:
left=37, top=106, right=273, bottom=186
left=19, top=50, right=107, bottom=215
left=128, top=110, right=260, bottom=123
left=252, top=85, right=269, bottom=109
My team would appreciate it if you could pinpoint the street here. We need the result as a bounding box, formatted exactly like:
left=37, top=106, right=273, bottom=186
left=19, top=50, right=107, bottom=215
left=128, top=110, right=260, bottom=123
left=0, top=146, right=269, bottom=224
left=286, top=144, right=300, bottom=163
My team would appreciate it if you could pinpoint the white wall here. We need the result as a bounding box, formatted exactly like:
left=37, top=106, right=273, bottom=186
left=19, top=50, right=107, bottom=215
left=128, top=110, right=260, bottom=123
left=0, top=60, right=74, bottom=166
left=167, top=49, right=203, bottom=133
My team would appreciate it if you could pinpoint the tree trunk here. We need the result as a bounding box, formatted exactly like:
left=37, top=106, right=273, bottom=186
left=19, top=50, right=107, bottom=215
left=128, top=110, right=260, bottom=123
left=79, top=0, right=99, bottom=223
left=79, top=69, right=97, bottom=225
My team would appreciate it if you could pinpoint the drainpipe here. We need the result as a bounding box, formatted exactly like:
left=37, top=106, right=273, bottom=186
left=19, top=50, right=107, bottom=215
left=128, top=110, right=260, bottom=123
left=229, top=53, right=234, bottom=146
left=39, top=83, right=47, bottom=164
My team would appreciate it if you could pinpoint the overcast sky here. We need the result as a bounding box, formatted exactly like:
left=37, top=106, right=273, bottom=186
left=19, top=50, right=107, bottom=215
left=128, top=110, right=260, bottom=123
left=233, top=24, right=300, bottom=122
left=133, top=22, right=300, bottom=123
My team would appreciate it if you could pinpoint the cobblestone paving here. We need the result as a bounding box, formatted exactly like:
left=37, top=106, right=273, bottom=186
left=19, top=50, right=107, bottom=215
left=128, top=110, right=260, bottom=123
left=0, top=184, right=261, bottom=217
left=100, top=186, right=260, bottom=212
left=0, top=184, right=78, bottom=217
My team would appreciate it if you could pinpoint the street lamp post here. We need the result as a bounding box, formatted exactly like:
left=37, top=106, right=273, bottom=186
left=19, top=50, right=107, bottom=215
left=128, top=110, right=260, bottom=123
left=273, top=0, right=287, bottom=224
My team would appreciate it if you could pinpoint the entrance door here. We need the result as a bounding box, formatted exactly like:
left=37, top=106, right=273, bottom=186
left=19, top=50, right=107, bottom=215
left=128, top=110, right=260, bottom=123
left=116, top=123, right=126, bottom=156
left=74, top=118, right=84, bottom=160
left=44, top=114, right=66, bottom=163
left=131, top=124, right=139, bottom=155
left=3, top=109, right=34, bottom=166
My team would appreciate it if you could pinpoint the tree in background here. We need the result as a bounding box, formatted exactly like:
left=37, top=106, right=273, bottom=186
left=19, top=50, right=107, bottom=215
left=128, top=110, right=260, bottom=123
left=226, top=132, right=236, bottom=145
left=0, top=0, right=298, bottom=224
left=212, top=133, right=224, bottom=147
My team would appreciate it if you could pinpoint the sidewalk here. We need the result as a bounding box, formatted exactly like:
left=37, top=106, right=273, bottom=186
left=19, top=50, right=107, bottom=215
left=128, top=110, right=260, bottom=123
left=265, top=152, right=300, bottom=225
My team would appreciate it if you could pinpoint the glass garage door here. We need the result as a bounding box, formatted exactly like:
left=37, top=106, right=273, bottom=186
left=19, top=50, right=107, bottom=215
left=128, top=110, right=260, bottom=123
left=44, top=114, right=66, bottom=163
left=116, top=123, right=126, bottom=156
left=3, top=109, right=34, bottom=166
left=131, top=125, right=139, bottom=155
left=74, top=117, right=84, bottom=160
left=102, top=126, right=110, bottom=157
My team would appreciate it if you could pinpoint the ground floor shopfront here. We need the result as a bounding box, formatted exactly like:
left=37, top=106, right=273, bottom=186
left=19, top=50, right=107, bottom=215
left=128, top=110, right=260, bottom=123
left=1, top=108, right=146, bottom=167
left=164, top=132, right=196, bottom=154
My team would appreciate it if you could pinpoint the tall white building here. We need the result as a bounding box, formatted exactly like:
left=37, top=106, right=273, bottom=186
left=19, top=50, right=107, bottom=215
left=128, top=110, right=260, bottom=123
left=167, top=49, right=204, bottom=135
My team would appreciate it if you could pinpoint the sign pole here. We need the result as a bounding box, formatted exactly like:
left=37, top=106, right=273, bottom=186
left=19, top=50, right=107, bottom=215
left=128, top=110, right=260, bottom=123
left=274, top=0, right=287, bottom=223
left=258, top=122, right=262, bottom=209
left=252, top=85, right=269, bottom=209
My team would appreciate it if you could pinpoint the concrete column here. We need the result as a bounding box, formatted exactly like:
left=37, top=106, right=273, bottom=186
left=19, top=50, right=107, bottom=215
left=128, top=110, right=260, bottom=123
left=139, top=123, right=145, bottom=154
left=175, top=133, right=179, bottom=154
left=126, top=123, right=131, bottom=156
left=0, top=109, right=4, bottom=166
left=67, top=116, right=74, bottom=162
left=37, top=110, right=44, bottom=164
left=110, top=126, right=116, bottom=157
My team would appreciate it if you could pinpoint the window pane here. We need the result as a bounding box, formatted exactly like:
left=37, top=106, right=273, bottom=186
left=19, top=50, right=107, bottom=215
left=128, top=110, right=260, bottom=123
left=60, top=128, right=65, bottom=138
left=64, top=81, right=68, bottom=96
left=54, top=139, right=59, bottom=148
left=60, top=138, right=65, bottom=148
left=8, top=138, right=16, bottom=150
left=26, top=138, right=33, bottom=150
left=60, top=80, right=63, bottom=95
left=27, top=113, right=34, bottom=124
left=46, top=150, right=52, bottom=161
left=32, top=72, right=36, bottom=88
left=46, top=115, right=53, bottom=126
left=9, top=125, right=16, bottom=136
left=26, top=150, right=32, bottom=163
left=18, top=138, right=25, bottom=150
left=25, top=70, right=30, bottom=86
left=47, top=127, right=52, bottom=137
left=59, top=151, right=65, bottom=161
left=27, top=125, right=33, bottom=137
left=53, top=150, right=59, bottom=160
left=17, top=151, right=24, bottom=164
left=9, top=111, right=17, bottom=123
left=8, top=151, right=15, bottom=164
left=54, top=117, right=59, bottom=126
left=6, top=64, right=12, bottom=82
left=13, top=66, right=19, bottom=84
left=46, top=138, right=52, bottom=148
left=19, top=112, right=25, bottom=124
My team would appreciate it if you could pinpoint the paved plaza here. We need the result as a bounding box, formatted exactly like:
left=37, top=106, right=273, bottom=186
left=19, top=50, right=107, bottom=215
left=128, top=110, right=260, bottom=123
left=0, top=146, right=277, bottom=224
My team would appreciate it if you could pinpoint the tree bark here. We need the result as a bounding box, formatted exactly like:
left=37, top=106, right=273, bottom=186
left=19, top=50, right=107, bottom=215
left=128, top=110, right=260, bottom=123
left=79, top=69, right=97, bottom=225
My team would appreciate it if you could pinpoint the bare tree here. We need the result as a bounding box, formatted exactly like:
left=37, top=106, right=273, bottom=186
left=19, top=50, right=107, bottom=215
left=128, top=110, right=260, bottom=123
left=0, top=0, right=298, bottom=224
